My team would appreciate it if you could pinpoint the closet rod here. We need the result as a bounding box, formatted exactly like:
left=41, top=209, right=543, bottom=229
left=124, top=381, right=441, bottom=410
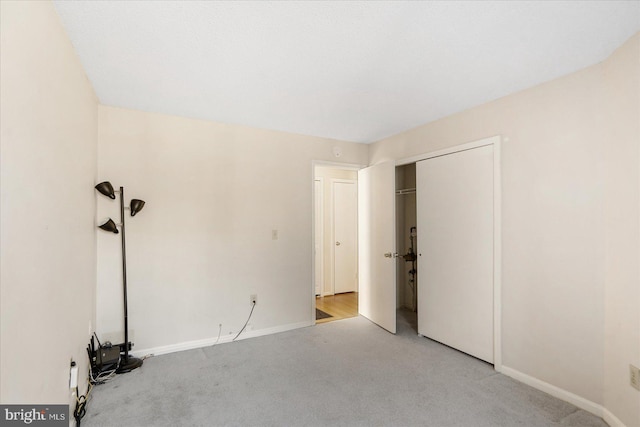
left=395, top=188, right=416, bottom=195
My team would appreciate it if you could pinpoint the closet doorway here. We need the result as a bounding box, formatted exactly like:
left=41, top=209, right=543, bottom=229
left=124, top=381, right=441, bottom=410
left=313, top=165, right=359, bottom=324
left=395, top=163, right=418, bottom=332
left=394, top=136, right=501, bottom=366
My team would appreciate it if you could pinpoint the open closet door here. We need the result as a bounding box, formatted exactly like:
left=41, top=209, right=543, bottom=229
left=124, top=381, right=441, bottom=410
left=358, top=161, right=396, bottom=334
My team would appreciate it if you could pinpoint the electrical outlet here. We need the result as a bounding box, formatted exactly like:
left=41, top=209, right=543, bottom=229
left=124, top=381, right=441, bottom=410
left=630, top=364, right=640, bottom=391
left=250, top=294, right=257, bottom=305
left=69, top=361, right=78, bottom=389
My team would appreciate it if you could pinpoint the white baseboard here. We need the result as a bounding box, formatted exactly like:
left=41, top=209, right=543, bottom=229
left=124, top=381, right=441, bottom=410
left=602, top=407, right=627, bottom=427
left=500, top=366, right=606, bottom=421
left=130, top=320, right=313, bottom=358
left=500, top=366, right=632, bottom=427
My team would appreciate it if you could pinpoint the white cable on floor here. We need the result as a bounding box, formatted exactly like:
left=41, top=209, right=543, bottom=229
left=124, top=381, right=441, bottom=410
left=212, top=323, right=222, bottom=346
left=232, top=302, right=256, bottom=341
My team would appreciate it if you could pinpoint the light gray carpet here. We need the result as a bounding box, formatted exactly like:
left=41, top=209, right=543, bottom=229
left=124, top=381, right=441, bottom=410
left=84, top=310, right=607, bottom=427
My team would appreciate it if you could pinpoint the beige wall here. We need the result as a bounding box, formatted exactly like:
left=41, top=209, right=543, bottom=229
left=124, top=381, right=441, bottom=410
left=0, top=0, right=98, bottom=408
left=370, top=33, right=639, bottom=426
left=96, top=106, right=368, bottom=351
left=602, top=33, right=640, bottom=427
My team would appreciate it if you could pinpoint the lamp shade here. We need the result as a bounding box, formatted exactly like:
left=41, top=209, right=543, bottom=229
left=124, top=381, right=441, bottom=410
left=95, top=181, right=116, bottom=199
left=130, top=199, right=145, bottom=217
left=98, top=218, right=119, bottom=233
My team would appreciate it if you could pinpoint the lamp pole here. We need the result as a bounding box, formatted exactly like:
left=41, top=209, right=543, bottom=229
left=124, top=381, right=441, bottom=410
left=95, top=181, right=144, bottom=373
left=117, top=186, right=142, bottom=373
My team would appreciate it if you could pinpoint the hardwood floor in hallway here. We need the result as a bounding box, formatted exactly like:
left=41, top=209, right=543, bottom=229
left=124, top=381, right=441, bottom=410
left=315, top=292, right=358, bottom=324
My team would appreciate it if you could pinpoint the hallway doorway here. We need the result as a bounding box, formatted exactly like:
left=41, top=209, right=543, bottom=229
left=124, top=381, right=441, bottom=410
left=314, top=164, right=359, bottom=324
left=316, top=292, right=358, bottom=324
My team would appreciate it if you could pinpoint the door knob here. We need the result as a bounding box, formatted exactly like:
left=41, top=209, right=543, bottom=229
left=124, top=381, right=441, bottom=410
left=336, top=241, right=341, bottom=246
left=384, top=252, right=398, bottom=258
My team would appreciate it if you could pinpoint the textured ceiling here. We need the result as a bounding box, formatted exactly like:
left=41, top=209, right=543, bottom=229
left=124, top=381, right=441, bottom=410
left=53, top=1, right=639, bottom=143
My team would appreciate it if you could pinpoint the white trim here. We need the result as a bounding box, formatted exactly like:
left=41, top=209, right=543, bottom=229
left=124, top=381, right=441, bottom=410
left=328, top=179, right=336, bottom=296
left=502, top=366, right=629, bottom=426
left=602, top=407, right=627, bottom=427
left=313, top=160, right=365, bottom=171
left=311, top=164, right=317, bottom=323
left=493, top=137, right=502, bottom=372
left=131, top=321, right=313, bottom=358
left=396, top=135, right=500, bottom=166
left=314, top=178, right=324, bottom=297
left=500, top=366, right=605, bottom=420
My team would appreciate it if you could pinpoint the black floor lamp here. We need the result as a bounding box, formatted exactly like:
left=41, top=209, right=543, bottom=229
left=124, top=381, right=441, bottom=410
left=95, top=181, right=145, bottom=374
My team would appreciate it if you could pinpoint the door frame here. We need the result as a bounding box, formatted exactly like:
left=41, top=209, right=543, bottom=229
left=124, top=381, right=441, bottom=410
left=330, top=178, right=358, bottom=295
left=397, top=135, right=502, bottom=371
left=311, top=161, right=365, bottom=325
left=314, top=177, right=324, bottom=296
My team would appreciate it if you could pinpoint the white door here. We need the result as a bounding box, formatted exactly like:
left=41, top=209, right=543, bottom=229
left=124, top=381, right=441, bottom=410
left=314, top=179, right=323, bottom=295
left=417, top=144, right=494, bottom=363
left=358, top=161, right=396, bottom=334
left=333, top=180, right=357, bottom=294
